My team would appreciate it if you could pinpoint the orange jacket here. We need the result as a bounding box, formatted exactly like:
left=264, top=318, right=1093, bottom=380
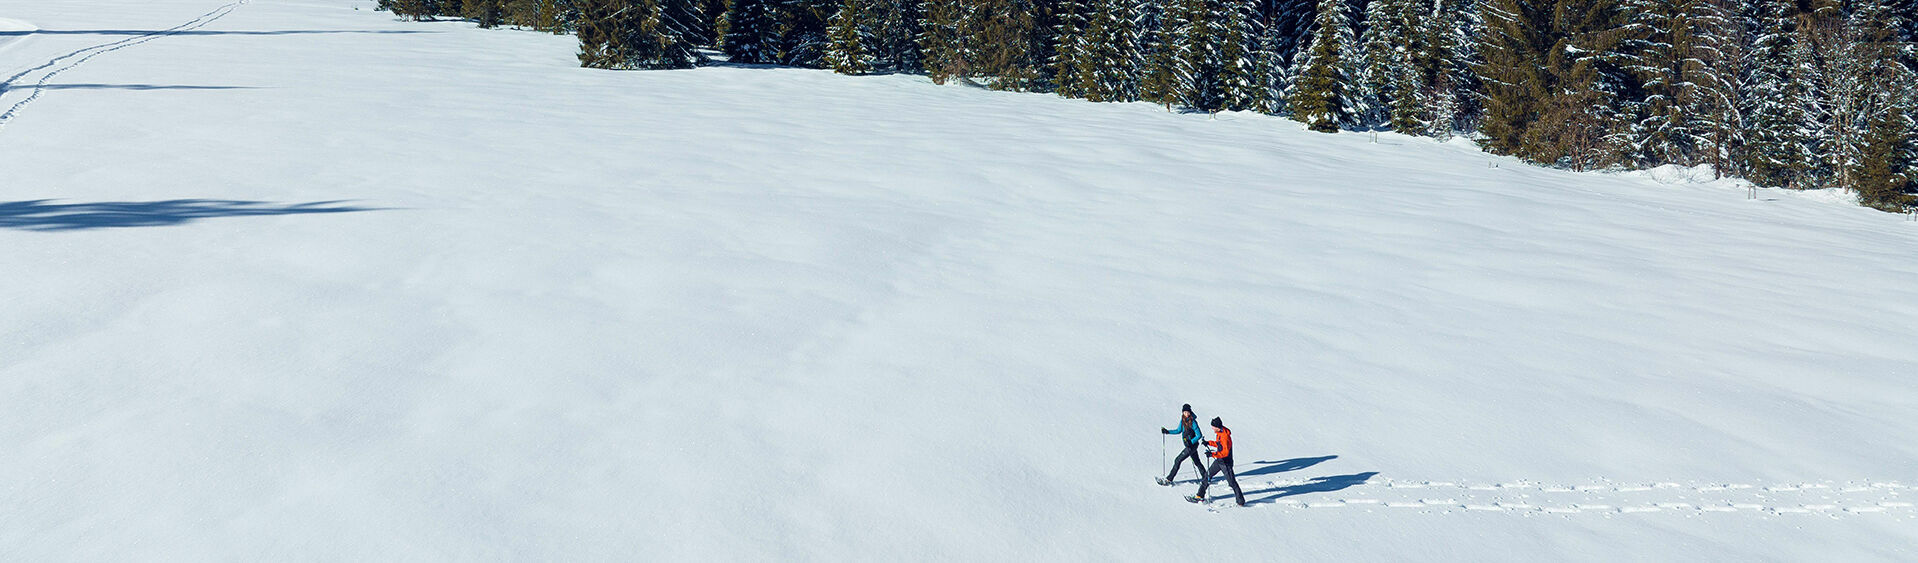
left=1206, top=427, right=1232, bottom=459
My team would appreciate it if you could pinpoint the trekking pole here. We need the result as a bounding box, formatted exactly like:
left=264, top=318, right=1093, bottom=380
left=1161, top=433, right=1166, bottom=476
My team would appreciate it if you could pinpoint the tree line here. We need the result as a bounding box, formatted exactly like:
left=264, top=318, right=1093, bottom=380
left=379, top=0, right=1918, bottom=213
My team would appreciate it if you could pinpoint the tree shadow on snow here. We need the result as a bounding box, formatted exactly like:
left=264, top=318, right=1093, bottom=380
left=1244, top=472, right=1380, bottom=506
left=0, top=199, right=384, bottom=231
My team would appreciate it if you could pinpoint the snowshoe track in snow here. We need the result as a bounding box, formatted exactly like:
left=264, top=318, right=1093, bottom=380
left=1233, top=478, right=1913, bottom=517
left=0, top=1, right=247, bottom=130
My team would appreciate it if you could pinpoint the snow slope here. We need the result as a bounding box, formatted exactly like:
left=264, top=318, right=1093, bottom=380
left=2, top=1, right=1915, bottom=560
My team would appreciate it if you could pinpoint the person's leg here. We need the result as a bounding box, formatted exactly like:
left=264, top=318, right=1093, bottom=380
left=1196, top=458, right=1224, bottom=498
left=1166, top=446, right=1195, bottom=481
left=1222, top=458, right=1244, bottom=505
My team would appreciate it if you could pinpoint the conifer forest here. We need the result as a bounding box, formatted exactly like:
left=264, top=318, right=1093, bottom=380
left=379, top=0, right=1918, bottom=213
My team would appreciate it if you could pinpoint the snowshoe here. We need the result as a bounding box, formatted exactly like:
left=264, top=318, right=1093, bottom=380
left=1156, top=477, right=1173, bottom=486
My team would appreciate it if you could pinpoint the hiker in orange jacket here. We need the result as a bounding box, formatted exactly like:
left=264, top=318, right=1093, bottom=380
left=1193, top=417, right=1245, bottom=506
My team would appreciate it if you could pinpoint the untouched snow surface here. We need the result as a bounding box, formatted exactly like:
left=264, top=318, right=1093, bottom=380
left=3, top=1, right=1916, bottom=560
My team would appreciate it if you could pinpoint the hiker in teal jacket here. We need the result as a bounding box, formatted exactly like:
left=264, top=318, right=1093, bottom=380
left=1159, top=404, right=1204, bottom=485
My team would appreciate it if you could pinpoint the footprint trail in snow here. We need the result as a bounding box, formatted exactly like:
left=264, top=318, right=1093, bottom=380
left=1189, top=478, right=1913, bottom=517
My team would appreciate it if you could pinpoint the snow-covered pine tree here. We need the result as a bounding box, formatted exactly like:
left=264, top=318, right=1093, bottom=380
left=1253, top=7, right=1294, bottom=115
left=1418, top=0, right=1476, bottom=137
left=1434, top=0, right=1488, bottom=135
left=721, top=0, right=784, bottom=64
left=506, top=0, right=578, bottom=32
left=871, top=0, right=924, bottom=72
left=1857, top=84, right=1915, bottom=209
left=1218, top=0, right=1266, bottom=111
left=1739, top=0, right=1817, bottom=189
left=1076, top=0, right=1144, bottom=101
left=389, top=0, right=438, bottom=20
left=1266, top=0, right=1314, bottom=70
left=779, top=0, right=833, bottom=67
left=1359, top=0, right=1422, bottom=131
left=1623, top=0, right=1721, bottom=166
left=464, top=0, right=507, bottom=27
left=1050, top=0, right=1094, bottom=97
left=1289, top=0, right=1357, bottom=131
left=1163, top=0, right=1214, bottom=109
left=1550, top=0, right=1635, bottom=170
left=577, top=0, right=638, bottom=68
left=1139, top=0, right=1182, bottom=105
left=1831, top=0, right=1914, bottom=202
left=577, top=0, right=701, bottom=69
left=694, top=0, right=727, bottom=43
left=1475, top=0, right=1552, bottom=154
left=972, top=0, right=1043, bottom=90
left=918, top=0, right=1039, bottom=88
left=825, top=0, right=878, bottom=74
left=919, top=0, right=971, bottom=82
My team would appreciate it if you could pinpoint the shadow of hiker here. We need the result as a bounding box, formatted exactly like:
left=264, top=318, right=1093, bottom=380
left=1245, top=472, right=1380, bottom=505
left=1237, top=455, right=1338, bottom=479
left=0, top=199, right=383, bottom=231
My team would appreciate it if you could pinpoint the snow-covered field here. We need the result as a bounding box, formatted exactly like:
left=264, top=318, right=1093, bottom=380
left=3, top=1, right=1915, bottom=560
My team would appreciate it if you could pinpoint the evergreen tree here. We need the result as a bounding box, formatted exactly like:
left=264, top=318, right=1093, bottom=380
left=1162, top=0, right=1212, bottom=108
left=871, top=0, right=925, bottom=72
left=1857, top=95, right=1916, bottom=210
left=1418, top=0, right=1477, bottom=137
left=1076, top=0, right=1144, bottom=101
left=1740, top=0, right=1816, bottom=188
left=463, top=0, right=507, bottom=27
left=1477, top=0, right=1552, bottom=154
left=779, top=0, right=833, bottom=67
left=1265, top=0, right=1316, bottom=69
left=1218, top=0, right=1266, bottom=111
left=507, top=0, right=579, bottom=32
left=577, top=0, right=701, bottom=69
left=1538, top=0, right=1633, bottom=171
left=721, top=0, right=784, bottom=63
left=390, top=0, right=440, bottom=20
left=973, top=0, right=1044, bottom=90
left=920, top=0, right=973, bottom=83
left=1139, top=0, right=1181, bottom=104
left=1051, top=0, right=1094, bottom=97
left=1630, top=0, right=1743, bottom=173
left=919, top=0, right=1040, bottom=88
left=1359, top=0, right=1423, bottom=130
left=825, top=0, right=878, bottom=74
left=1290, top=0, right=1357, bottom=131
left=1252, top=7, right=1294, bottom=115
left=1832, top=0, right=1915, bottom=200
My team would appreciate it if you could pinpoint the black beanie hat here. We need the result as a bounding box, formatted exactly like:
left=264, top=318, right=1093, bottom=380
left=1181, top=403, right=1192, bottom=413
left=1210, top=417, right=1223, bottom=428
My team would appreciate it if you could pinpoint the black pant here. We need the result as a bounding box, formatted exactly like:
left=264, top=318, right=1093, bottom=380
left=1197, top=456, right=1243, bottom=505
left=1166, top=442, right=1204, bottom=481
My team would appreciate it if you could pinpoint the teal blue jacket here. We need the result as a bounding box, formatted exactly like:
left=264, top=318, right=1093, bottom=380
left=1164, top=417, right=1201, bottom=446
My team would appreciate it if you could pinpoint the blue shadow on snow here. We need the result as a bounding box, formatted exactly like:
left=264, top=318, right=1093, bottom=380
left=1236, top=455, right=1339, bottom=479
left=1169, top=455, right=1337, bottom=486
left=1245, top=472, right=1381, bottom=505
left=0, top=199, right=383, bottom=231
